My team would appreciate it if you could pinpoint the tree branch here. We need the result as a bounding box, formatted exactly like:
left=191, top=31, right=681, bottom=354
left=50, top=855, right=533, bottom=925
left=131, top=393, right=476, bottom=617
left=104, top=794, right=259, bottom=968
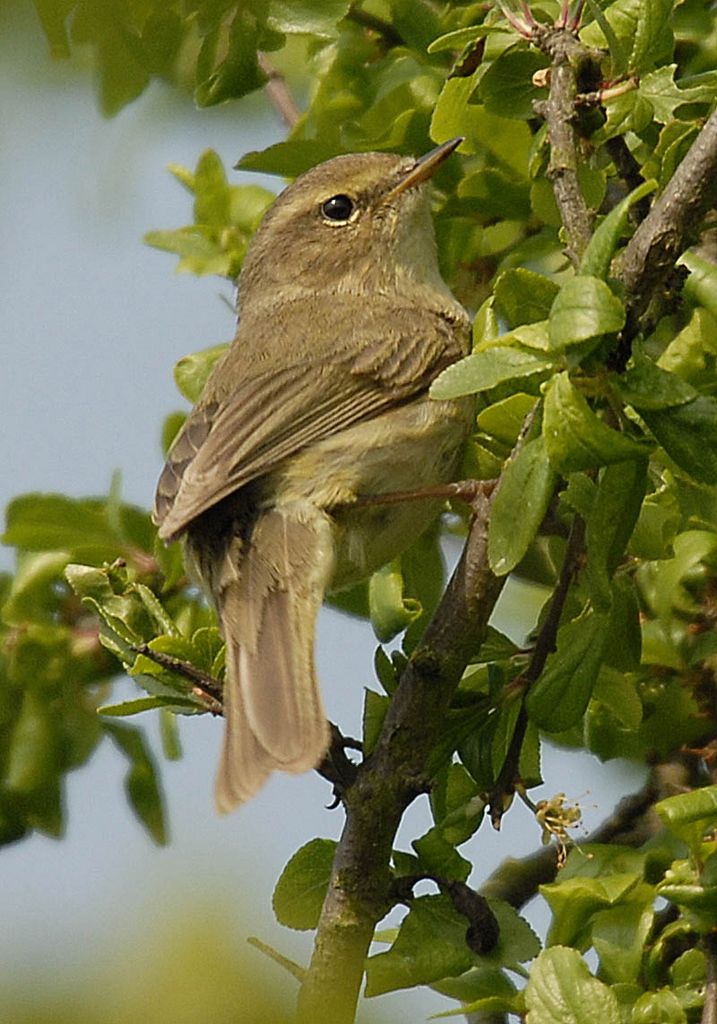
left=297, top=487, right=505, bottom=1022
left=702, top=931, right=717, bottom=1024
left=489, top=514, right=586, bottom=824
left=479, top=779, right=656, bottom=909
left=345, top=4, right=404, bottom=48
left=617, top=105, right=717, bottom=328
left=257, top=53, right=301, bottom=129
left=531, top=25, right=600, bottom=264
left=480, top=761, right=687, bottom=910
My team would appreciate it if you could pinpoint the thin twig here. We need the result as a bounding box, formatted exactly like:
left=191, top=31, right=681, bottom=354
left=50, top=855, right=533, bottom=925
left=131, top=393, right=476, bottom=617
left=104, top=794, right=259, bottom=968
left=131, top=643, right=223, bottom=707
left=346, top=4, right=404, bottom=48
left=702, top=931, right=717, bottom=1024
left=257, top=52, right=301, bottom=129
left=480, top=767, right=663, bottom=908
left=488, top=515, right=586, bottom=825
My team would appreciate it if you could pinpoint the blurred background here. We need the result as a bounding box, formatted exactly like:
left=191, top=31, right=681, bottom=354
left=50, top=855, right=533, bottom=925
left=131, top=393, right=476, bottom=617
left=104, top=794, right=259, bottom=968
left=1, top=1, right=645, bottom=1020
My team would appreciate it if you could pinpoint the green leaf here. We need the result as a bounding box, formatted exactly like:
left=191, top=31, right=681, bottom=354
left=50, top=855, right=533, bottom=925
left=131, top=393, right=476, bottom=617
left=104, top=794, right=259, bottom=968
left=3, top=493, right=149, bottom=562
left=431, top=965, right=519, bottom=1016
left=658, top=307, right=717, bottom=386
left=192, top=149, right=230, bottom=227
left=159, top=708, right=182, bottom=761
left=641, top=397, right=717, bottom=485
left=401, top=525, right=446, bottom=650
left=591, top=902, right=654, bottom=984
left=363, top=688, right=390, bottom=756
left=543, top=373, right=648, bottom=474
left=548, top=277, right=625, bottom=350
left=494, top=269, right=559, bottom=329
left=369, top=561, right=422, bottom=643
left=413, top=829, right=472, bottom=883
left=5, top=689, right=62, bottom=797
left=32, top=0, right=74, bottom=57
left=365, top=895, right=539, bottom=996
left=631, top=989, right=687, bottom=1024
left=237, top=140, right=344, bottom=177
left=427, top=25, right=503, bottom=54
left=542, top=873, right=643, bottom=946
left=477, top=48, right=549, bottom=120
left=70, top=5, right=149, bottom=116
left=579, top=180, right=656, bottom=279
left=430, top=763, right=485, bottom=846
left=526, top=610, right=611, bottom=732
left=488, top=436, right=557, bottom=575
left=99, top=696, right=200, bottom=717
left=366, top=894, right=473, bottom=996
left=431, top=347, right=554, bottom=399
left=682, top=250, right=717, bottom=321
left=583, top=0, right=628, bottom=77
left=268, top=0, right=351, bottom=37
left=2, top=551, right=73, bottom=626
left=603, top=577, right=642, bottom=672
left=456, top=168, right=531, bottom=222
left=616, top=350, right=698, bottom=411
left=656, top=786, right=717, bottom=852
left=590, top=667, right=643, bottom=737
left=173, top=344, right=228, bottom=403
left=524, top=946, right=621, bottom=1024
left=477, top=393, right=537, bottom=447
left=272, top=838, right=337, bottom=931
left=642, top=64, right=717, bottom=123
left=194, top=10, right=268, bottom=107
left=103, top=721, right=167, bottom=845
left=585, top=460, right=647, bottom=610
left=629, top=0, right=673, bottom=73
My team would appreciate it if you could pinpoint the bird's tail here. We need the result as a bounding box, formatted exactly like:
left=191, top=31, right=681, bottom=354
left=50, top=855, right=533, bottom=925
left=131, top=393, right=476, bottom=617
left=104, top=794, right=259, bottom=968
left=213, top=505, right=334, bottom=813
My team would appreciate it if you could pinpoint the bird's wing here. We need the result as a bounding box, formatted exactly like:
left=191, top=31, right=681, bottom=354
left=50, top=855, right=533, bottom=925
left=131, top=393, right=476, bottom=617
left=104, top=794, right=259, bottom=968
left=154, top=299, right=467, bottom=540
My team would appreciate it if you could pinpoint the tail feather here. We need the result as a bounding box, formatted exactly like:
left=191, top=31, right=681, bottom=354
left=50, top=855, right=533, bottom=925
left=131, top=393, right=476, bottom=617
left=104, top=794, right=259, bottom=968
left=214, top=505, right=334, bottom=814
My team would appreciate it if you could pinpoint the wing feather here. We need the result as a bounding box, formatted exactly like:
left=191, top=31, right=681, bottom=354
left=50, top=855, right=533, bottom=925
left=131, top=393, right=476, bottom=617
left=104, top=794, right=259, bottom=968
left=154, top=297, right=468, bottom=540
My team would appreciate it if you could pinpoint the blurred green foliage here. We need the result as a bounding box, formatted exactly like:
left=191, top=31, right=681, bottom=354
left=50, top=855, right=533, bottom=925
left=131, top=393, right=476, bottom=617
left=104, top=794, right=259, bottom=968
left=0, top=905, right=297, bottom=1024
left=5, top=0, right=717, bottom=1019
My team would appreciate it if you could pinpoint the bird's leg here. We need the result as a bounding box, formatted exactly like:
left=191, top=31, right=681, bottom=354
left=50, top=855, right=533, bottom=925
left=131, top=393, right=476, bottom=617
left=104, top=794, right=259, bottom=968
left=316, top=723, right=361, bottom=806
left=340, top=478, right=495, bottom=513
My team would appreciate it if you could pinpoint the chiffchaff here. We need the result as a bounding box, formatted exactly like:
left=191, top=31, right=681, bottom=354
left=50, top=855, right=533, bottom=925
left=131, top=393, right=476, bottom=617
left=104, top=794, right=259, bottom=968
left=154, top=138, right=473, bottom=812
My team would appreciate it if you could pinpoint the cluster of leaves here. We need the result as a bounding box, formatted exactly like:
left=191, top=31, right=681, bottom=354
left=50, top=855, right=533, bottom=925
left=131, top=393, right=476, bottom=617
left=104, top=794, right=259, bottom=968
left=32, top=0, right=355, bottom=114
left=0, top=485, right=199, bottom=846
left=13, top=0, right=717, bottom=1020
left=270, top=786, right=717, bottom=1020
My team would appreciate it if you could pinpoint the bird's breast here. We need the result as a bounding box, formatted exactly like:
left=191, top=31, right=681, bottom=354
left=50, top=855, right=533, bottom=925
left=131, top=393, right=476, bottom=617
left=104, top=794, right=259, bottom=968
left=268, top=395, right=474, bottom=590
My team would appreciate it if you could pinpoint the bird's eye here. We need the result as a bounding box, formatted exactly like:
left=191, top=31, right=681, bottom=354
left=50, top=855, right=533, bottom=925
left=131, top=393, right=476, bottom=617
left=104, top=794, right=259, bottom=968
left=320, top=194, right=355, bottom=223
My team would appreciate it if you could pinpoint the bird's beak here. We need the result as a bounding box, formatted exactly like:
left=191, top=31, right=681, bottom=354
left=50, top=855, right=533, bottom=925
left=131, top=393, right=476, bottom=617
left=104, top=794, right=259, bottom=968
left=385, top=137, right=464, bottom=200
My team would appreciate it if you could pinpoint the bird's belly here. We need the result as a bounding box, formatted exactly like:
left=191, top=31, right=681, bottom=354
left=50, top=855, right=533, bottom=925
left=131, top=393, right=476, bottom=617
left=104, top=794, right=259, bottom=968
left=269, top=396, right=474, bottom=590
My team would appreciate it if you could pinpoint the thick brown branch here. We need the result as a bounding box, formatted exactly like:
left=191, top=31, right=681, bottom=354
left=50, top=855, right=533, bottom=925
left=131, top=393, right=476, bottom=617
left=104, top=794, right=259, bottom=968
left=297, top=488, right=505, bottom=1022
left=531, top=26, right=599, bottom=263
left=618, top=105, right=717, bottom=328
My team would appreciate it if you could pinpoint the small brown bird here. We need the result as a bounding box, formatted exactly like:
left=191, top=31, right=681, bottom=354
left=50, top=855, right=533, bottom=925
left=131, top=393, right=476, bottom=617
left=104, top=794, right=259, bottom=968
left=153, top=138, right=473, bottom=812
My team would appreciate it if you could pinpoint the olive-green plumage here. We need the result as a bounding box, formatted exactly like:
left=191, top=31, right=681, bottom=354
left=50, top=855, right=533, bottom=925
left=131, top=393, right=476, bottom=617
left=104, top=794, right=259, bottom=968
left=153, top=140, right=472, bottom=811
